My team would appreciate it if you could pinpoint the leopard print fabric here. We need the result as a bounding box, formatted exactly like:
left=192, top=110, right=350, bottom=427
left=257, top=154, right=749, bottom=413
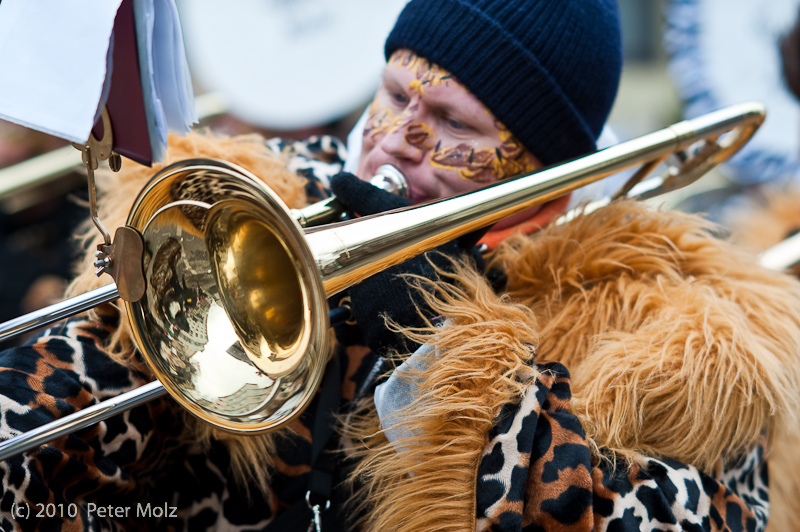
left=0, top=321, right=769, bottom=531
left=0, top=306, right=377, bottom=531
left=264, top=135, right=344, bottom=201
left=0, top=136, right=353, bottom=532
left=475, top=361, right=769, bottom=532
left=0, top=308, right=186, bottom=531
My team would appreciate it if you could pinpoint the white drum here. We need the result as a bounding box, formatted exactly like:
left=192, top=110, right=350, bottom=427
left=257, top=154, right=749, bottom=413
left=178, top=0, right=408, bottom=131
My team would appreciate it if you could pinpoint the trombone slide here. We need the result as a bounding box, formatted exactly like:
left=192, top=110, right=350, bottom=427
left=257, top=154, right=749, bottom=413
left=0, top=101, right=767, bottom=457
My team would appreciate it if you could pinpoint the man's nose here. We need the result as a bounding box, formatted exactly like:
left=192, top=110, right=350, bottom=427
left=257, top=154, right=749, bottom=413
left=379, top=120, right=427, bottom=164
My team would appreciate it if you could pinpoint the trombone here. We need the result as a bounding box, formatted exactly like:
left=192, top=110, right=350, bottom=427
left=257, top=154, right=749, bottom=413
left=0, top=101, right=766, bottom=460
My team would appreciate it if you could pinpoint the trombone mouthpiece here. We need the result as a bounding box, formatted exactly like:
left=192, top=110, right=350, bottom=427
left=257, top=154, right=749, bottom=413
left=370, top=164, right=408, bottom=199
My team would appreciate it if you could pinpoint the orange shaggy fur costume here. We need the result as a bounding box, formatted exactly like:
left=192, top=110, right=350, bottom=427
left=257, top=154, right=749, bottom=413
left=345, top=201, right=800, bottom=532
left=64, top=131, right=800, bottom=530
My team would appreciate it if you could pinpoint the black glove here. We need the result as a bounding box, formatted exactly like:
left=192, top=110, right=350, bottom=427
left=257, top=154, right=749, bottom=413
left=329, top=171, right=488, bottom=355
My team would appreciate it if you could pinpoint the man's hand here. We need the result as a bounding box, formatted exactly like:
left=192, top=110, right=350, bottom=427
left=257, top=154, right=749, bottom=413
left=329, top=172, right=486, bottom=355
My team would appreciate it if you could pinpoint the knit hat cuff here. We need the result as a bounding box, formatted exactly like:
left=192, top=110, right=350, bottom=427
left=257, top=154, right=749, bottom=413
left=385, top=0, right=598, bottom=165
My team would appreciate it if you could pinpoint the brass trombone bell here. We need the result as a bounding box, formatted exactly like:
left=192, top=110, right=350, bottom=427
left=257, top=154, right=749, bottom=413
left=123, top=160, right=331, bottom=432
left=118, top=161, right=409, bottom=432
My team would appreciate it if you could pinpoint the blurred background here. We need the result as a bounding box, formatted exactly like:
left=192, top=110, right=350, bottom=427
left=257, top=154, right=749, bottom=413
left=613, top=0, right=681, bottom=138
left=1, top=0, right=799, bottom=343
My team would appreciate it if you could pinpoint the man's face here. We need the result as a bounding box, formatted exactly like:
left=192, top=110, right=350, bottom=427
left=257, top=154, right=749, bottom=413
left=357, top=49, right=541, bottom=204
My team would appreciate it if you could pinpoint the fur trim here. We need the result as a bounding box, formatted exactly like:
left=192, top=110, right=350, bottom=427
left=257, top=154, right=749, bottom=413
left=64, top=130, right=309, bottom=496
left=346, top=199, right=800, bottom=532
left=766, top=426, right=800, bottom=531
left=342, top=269, right=538, bottom=532
left=489, top=200, right=800, bottom=472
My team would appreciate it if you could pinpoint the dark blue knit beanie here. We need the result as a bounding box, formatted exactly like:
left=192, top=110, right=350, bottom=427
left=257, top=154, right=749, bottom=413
left=385, top=0, right=623, bottom=166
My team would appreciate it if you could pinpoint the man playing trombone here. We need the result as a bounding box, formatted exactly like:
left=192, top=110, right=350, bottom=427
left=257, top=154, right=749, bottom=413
left=1, top=0, right=799, bottom=531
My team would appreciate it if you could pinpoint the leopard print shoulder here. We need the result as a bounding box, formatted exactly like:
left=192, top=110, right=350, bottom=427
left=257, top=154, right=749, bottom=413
left=475, top=361, right=769, bottom=532
left=264, top=135, right=347, bottom=201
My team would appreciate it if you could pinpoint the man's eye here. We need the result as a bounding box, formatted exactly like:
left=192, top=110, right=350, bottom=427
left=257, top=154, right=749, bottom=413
left=390, top=92, right=409, bottom=106
left=447, top=117, right=467, bottom=130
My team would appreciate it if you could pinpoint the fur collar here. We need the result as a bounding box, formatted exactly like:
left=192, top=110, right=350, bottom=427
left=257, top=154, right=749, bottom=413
left=345, top=200, right=800, bottom=531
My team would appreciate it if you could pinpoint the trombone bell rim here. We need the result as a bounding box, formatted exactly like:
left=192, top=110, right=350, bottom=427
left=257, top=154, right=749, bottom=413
left=124, top=160, right=330, bottom=432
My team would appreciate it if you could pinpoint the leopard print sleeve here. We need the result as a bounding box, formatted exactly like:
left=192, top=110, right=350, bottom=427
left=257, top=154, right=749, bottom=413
left=475, top=361, right=769, bottom=532
left=0, top=310, right=187, bottom=531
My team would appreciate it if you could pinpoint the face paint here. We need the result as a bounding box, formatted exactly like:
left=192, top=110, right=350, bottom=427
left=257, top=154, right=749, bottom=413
left=429, top=121, right=539, bottom=183
left=405, top=122, right=437, bottom=150
left=363, top=51, right=446, bottom=146
left=430, top=143, right=498, bottom=183
left=364, top=100, right=419, bottom=146
left=394, top=50, right=453, bottom=93
left=493, top=126, right=541, bottom=179
left=363, top=101, right=395, bottom=141
left=358, top=48, right=543, bottom=202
